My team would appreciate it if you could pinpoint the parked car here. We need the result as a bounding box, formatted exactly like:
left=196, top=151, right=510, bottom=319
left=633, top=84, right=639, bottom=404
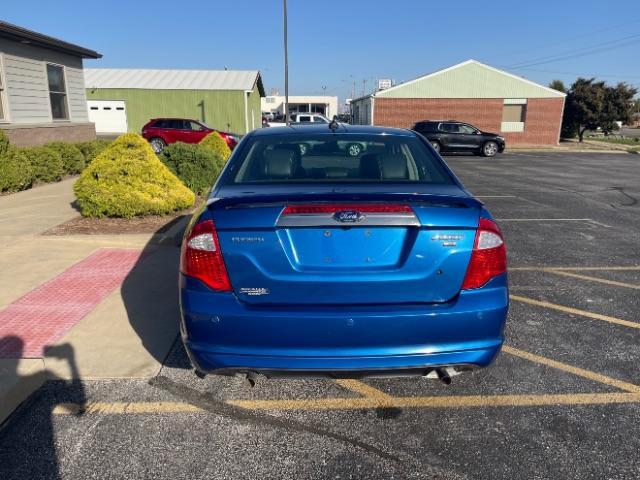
left=179, top=124, right=509, bottom=382
left=412, top=120, right=505, bottom=157
left=266, top=112, right=330, bottom=128
left=142, top=118, right=239, bottom=153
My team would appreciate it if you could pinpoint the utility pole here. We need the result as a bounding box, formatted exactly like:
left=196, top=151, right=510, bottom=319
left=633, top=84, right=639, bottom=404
left=322, top=85, right=327, bottom=96
left=362, top=79, right=367, bottom=97
left=283, top=0, right=289, bottom=125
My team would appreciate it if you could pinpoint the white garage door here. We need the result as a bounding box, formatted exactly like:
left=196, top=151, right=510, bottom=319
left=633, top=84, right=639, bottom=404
left=87, top=100, right=128, bottom=134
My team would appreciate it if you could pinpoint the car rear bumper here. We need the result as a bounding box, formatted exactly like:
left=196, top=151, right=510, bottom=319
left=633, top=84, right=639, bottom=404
left=180, top=274, right=508, bottom=374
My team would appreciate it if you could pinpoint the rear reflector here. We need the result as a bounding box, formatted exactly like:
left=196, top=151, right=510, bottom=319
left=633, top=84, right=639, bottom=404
left=461, top=218, right=507, bottom=290
left=180, top=220, right=232, bottom=292
left=282, top=204, right=413, bottom=215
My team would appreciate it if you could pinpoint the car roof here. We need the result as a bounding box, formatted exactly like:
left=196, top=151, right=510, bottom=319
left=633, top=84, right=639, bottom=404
left=417, top=120, right=459, bottom=123
left=151, top=117, right=199, bottom=122
left=251, top=124, right=416, bottom=137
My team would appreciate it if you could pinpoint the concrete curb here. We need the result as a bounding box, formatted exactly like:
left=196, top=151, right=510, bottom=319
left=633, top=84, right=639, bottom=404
left=505, top=148, right=632, bottom=154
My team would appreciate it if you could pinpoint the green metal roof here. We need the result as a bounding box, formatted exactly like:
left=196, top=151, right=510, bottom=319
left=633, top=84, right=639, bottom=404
left=375, top=60, right=565, bottom=99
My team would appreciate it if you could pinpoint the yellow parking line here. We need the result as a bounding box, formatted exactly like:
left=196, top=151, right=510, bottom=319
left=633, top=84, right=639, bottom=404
left=52, top=393, right=640, bottom=414
left=510, top=294, right=640, bottom=330
left=544, top=270, right=640, bottom=289
left=510, top=266, right=640, bottom=272
left=503, top=346, right=640, bottom=394
left=53, top=401, right=202, bottom=415
left=228, top=392, right=640, bottom=410
left=335, top=379, right=393, bottom=400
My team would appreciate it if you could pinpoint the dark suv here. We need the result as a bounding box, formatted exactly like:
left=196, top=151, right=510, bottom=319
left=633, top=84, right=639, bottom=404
left=412, top=120, right=505, bottom=157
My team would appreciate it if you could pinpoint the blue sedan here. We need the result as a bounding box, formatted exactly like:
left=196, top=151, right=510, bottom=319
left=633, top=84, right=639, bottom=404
left=179, top=123, right=508, bottom=382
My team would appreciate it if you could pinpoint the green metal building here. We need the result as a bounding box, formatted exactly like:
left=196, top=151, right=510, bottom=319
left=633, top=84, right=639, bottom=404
left=84, top=68, right=264, bottom=135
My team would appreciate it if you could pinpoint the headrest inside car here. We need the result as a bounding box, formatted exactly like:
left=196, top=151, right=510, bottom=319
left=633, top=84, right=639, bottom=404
left=380, top=154, right=408, bottom=179
left=263, top=149, right=294, bottom=178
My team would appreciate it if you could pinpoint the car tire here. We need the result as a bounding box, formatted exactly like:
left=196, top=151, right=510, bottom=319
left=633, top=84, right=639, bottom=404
left=482, top=141, right=499, bottom=157
left=347, top=143, right=362, bottom=157
left=430, top=141, right=441, bottom=153
left=150, top=137, right=166, bottom=154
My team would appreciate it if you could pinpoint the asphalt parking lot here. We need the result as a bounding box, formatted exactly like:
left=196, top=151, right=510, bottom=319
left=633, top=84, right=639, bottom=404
left=1, top=151, right=639, bottom=480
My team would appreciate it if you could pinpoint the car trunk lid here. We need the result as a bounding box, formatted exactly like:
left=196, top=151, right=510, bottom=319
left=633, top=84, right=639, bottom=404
left=210, top=191, right=480, bottom=305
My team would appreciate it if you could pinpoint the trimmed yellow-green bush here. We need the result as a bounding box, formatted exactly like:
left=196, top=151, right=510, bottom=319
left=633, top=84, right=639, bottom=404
left=76, top=139, right=111, bottom=164
left=159, top=142, right=225, bottom=195
left=74, top=133, right=195, bottom=218
left=45, top=141, right=85, bottom=174
left=199, top=131, right=232, bottom=162
left=0, top=147, right=34, bottom=192
left=22, top=146, right=65, bottom=183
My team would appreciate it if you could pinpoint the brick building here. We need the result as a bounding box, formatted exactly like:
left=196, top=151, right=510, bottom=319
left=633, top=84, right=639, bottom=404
left=351, top=60, right=566, bottom=147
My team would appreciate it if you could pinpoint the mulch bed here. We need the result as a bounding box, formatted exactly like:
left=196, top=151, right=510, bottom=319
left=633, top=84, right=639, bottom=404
left=42, top=212, right=191, bottom=236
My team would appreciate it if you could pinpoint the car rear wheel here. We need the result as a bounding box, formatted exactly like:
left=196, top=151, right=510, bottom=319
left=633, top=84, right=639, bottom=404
left=150, top=137, right=166, bottom=153
left=430, top=141, right=441, bottom=153
left=482, top=141, right=498, bottom=157
left=347, top=143, right=362, bottom=157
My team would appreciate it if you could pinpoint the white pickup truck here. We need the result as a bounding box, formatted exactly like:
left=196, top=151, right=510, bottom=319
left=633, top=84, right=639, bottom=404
left=265, top=113, right=366, bottom=157
left=266, top=113, right=331, bottom=128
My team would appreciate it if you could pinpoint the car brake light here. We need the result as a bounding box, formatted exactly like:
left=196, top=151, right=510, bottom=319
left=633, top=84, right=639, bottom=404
left=180, top=220, right=232, bottom=292
left=461, top=218, right=507, bottom=290
left=282, top=204, right=413, bottom=215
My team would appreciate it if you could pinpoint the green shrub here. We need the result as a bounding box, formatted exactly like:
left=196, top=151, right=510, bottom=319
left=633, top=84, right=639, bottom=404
left=73, top=133, right=195, bottom=218
left=0, top=147, right=34, bottom=192
left=160, top=142, right=225, bottom=195
left=76, top=139, right=111, bottom=164
left=44, top=141, right=85, bottom=174
left=0, top=130, right=9, bottom=157
left=22, top=146, right=64, bottom=183
left=199, top=131, right=232, bottom=162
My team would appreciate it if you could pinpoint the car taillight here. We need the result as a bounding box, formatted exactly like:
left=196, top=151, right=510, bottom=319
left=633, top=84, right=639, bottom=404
left=282, top=204, right=413, bottom=215
left=180, top=220, right=232, bottom=292
left=461, top=218, right=507, bottom=290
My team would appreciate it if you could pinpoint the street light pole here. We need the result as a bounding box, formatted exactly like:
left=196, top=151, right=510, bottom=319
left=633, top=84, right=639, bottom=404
left=283, top=0, right=289, bottom=126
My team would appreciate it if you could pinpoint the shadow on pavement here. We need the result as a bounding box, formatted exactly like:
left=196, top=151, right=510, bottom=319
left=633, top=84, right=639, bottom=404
left=0, top=337, right=85, bottom=480
left=120, top=220, right=190, bottom=370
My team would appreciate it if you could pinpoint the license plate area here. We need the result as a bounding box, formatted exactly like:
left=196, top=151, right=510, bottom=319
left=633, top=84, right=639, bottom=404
left=279, top=227, right=412, bottom=270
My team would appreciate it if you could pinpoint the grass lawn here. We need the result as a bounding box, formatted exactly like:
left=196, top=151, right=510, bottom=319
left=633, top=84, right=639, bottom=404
left=588, top=137, right=640, bottom=146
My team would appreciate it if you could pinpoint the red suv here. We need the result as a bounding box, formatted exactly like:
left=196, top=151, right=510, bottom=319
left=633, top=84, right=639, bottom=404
left=141, top=118, right=239, bottom=153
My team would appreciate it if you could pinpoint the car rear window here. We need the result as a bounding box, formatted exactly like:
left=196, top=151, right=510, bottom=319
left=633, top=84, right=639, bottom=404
left=221, top=133, right=454, bottom=185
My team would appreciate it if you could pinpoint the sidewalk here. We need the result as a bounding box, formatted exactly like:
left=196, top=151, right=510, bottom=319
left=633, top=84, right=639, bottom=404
left=506, top=140, right=638, bottom=154
left=0, top=180, right=183, bottom=424
left=0, top=178, right=79, bottom=241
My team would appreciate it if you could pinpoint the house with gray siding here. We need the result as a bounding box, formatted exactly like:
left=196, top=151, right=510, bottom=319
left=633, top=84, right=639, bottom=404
left=0, top=21, right=101, bottom=146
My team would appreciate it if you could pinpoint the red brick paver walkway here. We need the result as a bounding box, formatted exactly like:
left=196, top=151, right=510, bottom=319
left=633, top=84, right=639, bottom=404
left=0, top=248, right=142, bottom=358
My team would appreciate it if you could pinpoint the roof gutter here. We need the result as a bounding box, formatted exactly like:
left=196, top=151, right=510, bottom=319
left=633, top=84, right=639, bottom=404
left=0, top=21, right=102, bottom=59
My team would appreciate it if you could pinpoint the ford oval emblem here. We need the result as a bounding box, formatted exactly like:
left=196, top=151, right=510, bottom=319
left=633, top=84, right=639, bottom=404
left=333, top=210, right=365, bottom=223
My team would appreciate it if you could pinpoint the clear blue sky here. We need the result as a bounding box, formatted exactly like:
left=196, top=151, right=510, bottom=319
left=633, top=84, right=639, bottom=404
left=3, top=0, right=640, bottom=103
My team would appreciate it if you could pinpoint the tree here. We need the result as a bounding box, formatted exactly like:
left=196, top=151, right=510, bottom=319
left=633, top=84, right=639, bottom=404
left=548, top=79, right=566, bottom=93
left=562, top=78, right=637, bottom=142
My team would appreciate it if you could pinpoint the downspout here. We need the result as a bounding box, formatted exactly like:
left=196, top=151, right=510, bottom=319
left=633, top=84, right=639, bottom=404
left=371, top=95, right=375, bottom=126
left=244, top=90, right=250, bottom=134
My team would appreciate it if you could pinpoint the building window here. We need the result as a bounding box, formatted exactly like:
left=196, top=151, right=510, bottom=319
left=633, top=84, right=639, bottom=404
left=501, top=99, right=527, bottom=132
left=47, top=64, right=69, bottom=120
left=0, top=57, right=6, bottom=121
